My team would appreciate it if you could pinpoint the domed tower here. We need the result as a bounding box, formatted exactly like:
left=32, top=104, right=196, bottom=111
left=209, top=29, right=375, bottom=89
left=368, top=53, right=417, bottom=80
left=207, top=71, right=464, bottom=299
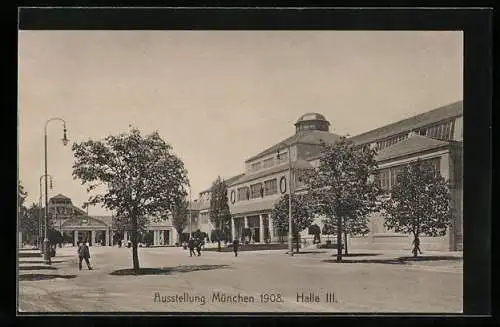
left=294, top=113, right=331, bottom=134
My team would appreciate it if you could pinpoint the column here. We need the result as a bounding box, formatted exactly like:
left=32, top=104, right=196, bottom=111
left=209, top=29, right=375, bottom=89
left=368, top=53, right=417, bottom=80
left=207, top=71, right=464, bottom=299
left=110, top=229, right=114, bottom=246
left=159, top=230, right=164, bottom=245
left=124, top=231, right=128, bottom=242
left=154, top=230, right=158, bottom=246
left=74, top=230, right=78, bottom=246
left=91, top=230, right=96, bottom=246
left=231, top=217, right=235, bottom=241
left=268, top=216, right=274, bottom=243
left=244, top=216, right=248, bottom=228
left=259, top=214, right=264, bottom=243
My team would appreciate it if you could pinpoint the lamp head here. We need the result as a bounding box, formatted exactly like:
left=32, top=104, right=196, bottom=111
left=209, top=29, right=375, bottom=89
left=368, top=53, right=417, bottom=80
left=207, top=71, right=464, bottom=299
left=62, top=127, right=69, bottom=146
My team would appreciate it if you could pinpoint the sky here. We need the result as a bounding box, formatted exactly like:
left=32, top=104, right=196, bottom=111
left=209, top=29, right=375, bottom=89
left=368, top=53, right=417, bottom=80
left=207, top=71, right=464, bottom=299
left=18, top=30, right=463, bottom=216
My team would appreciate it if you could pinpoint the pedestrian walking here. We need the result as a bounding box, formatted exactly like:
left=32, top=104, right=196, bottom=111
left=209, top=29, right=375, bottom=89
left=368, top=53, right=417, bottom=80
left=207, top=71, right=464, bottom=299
left=188, top=238, right=196, bottom=257
left=196, top=238, right=203, bottom=257
left=78, top=239, right=93, bottom=270
left=233, top=239, right=239, bottom=257
left=412, top=236, right=423, bottom=256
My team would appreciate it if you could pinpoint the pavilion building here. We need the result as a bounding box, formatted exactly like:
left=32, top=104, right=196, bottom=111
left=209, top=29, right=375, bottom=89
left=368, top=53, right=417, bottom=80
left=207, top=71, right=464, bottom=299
left=192, top=100, right=463, bottom=251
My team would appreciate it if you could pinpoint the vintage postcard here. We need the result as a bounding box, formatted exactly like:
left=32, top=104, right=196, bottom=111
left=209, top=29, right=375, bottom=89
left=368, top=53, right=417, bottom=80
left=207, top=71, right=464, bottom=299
left=17, top=8, right=481, bottom=315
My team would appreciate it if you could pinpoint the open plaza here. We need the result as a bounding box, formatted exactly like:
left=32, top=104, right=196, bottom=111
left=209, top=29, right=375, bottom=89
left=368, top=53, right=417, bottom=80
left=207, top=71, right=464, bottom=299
left=18, top=245, right=463, bottom=313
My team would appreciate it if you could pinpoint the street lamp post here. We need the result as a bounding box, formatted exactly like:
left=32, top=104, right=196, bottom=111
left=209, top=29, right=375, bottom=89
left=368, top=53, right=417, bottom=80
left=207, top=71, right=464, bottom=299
left=39, top=174, right=53, bottom=251
left=43, top=117, right=69, bottom=265
left=189, top=187, right=192, bottom=239
left=277, top=143, right=293, bottom=256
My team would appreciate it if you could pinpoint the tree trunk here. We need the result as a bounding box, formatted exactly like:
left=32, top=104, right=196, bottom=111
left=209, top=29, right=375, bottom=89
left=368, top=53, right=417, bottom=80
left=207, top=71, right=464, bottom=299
left=295, top=232, right=300, bottom=253
left=131, top=217, right=140, bottom=273
left=344, top=231, right=348, bottom=256
left=412, top=233, right=420, bottom=258
left=336, top=215, right=343, bottom=262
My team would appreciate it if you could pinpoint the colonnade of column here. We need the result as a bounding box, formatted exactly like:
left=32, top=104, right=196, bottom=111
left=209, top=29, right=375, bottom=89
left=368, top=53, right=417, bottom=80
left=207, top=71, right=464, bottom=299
left=231, top=213, right=273, bottom=243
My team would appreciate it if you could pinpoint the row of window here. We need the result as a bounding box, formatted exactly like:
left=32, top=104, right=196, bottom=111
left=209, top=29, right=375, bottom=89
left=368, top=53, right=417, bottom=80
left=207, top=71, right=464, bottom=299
left=200, top=212, right=209, bottom=224
left=376, top=134, right=408, bottom=151
left=377, top=158, right=441, bottom=191
left=376, top=120, right=456, bottom=152
left=236, top=178, right=278, bottom=201
left=417, top=120, right=455, bottom=141
left=249, top=152, right=289, bottom=173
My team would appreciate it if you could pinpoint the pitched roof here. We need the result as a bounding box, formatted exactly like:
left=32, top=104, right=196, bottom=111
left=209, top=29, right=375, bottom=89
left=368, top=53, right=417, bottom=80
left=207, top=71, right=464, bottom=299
left=225, top=173, right=246, bottom=186
left=230, top=159, right=312, bottom=186
left=245, top=130, right=342, bottom=163
left=50, top=194, right=70, bottom=200
left=375, top=134, right=449, bottom=162
left=230, top=198, right=278, bottom=215
left=198, top=173, right=246, bottom=194
left=91, top=215, right=114, bottom=227
left=349, top=100, right=463, bottom=146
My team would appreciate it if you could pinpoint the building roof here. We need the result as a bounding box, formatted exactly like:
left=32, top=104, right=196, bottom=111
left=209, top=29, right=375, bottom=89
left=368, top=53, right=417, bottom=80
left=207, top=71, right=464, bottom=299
left=230, top=198, right=279, bottom=215
left=245, top=130, right=342, bottom=163
left=91, top=215, right=114, bottom=227
left=349, top=100, right=463, bottom=146
left=375, top=134, right=449, bottom=162
left=295, top=112, right=330, bottom=124
left=225, top=173, right=246, bottom=186
left=198, top=173, right=246, bottom=194
left=230, top=159, right=312, bottom=187
left=50, top=194, right=71, bottom=200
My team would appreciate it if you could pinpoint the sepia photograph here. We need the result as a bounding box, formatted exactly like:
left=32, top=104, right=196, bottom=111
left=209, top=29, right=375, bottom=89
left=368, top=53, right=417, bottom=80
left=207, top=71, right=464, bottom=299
left=17, top=22, right=467, bottom=313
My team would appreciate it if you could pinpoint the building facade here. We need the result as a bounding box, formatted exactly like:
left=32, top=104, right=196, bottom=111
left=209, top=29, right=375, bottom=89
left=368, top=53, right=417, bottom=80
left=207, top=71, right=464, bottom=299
left=193, top=101, right=463, bottom=251
left=47, top=194, right=177, bottom=247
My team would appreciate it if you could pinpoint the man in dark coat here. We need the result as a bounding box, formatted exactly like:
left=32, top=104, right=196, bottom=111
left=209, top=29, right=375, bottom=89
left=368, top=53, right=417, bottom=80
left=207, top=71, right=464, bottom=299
left=233, top=239, right=239, bottom=257
left=78, top=239, right=93, bottom=270
left=196, top=238, right=203, bottom=257
left=188, top=238, right=196, bottom=257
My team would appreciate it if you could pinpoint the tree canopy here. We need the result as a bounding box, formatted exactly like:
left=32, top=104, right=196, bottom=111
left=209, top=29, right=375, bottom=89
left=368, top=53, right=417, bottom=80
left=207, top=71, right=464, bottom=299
left=272, top=193, right=314, bottom=252
left=72, top=128, right=189, bottom=271
left=382, top=159, right=451, bottom=256
left=209, top=176, right=231, bottom=250
left=305, top=137, right=380, bottom=261
left=172, top=199, right=189, bottom=243
left=18, top=181, right=27, bottom=218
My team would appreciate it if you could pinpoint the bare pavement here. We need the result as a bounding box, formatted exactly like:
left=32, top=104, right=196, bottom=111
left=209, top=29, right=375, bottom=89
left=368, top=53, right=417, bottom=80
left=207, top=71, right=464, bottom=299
left=18, top=245, right=463, bottom=313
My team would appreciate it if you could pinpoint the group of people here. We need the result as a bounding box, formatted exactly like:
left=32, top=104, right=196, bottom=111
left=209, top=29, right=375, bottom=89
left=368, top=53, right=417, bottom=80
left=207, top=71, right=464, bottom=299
left=187, top=237, right=204, bottom=257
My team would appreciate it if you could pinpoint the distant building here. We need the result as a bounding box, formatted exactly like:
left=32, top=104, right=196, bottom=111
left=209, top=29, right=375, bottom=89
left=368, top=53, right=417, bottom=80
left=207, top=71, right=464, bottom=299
left=193, top=101, right=463, bottom=251
left=46, top=194, right=177, bottom=247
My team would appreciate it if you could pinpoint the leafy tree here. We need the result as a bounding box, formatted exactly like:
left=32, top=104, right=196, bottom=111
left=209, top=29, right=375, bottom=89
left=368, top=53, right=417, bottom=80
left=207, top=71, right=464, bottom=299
left=308, top=224, right=321, bottom=244
left=172, top=199, right=189, bottom=245
left=209, top=176, right=231, bottom=251
left=48, top=228, right=64, bottom=246
left=18, top=181, right=27, bottom=213
left=305, top=137, right=380, bottom=261
left=381, top=159, right=451, bottom=257
left=20, top=203, right=40, bottom=245
left=272, top=193, right=314, bottom=253
left=18, top=181, right=28, bottom=242
left=72, top=128, right=189, bottom=272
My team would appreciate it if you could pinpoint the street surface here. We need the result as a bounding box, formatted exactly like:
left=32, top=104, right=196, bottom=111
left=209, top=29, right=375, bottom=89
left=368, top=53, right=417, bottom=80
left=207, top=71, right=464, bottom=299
left=18, top=246, right=463, bottom=313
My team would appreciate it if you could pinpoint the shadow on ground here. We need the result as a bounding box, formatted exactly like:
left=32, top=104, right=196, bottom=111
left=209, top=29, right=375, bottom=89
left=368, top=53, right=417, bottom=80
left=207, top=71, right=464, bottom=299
left=19, top=274, right=77, bottom=281
left=294, top=251, right=328, bottom=255
left=19, top=260, right=64, bottom=264
left=342, top=253, right=381, bottom=257
left=19, top=266, right=58, bottom=271
left=18, top=253, right=42, bottom=258
left=110, top=264, right=231, bottom=276
left=322, top=255, right=462, bottom=265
